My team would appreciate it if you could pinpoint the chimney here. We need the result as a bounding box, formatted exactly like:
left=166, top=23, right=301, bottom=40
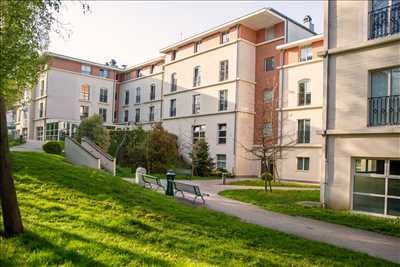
left=303, top=15, right=314, bottom=32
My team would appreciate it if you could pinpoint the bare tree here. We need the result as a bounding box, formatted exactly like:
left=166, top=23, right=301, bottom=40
left=240, top=72, right=296, bottom=192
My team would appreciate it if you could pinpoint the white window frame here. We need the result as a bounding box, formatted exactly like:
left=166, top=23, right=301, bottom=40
left=149, top=106, right=155, bottom=122
left=263, top=122, right=273, bottom=136
left=300, top=46, right=313, bottom=62
left=218, top=90, right=228, bottom=111
left=81, top=65, right=91, bottom=75
left=217, top=123, right=227, bottom=144
left=135, top=108, right=140, bottom=123
left=193, top=66, right=201, bottom=87
left=99, top=107, right=107, bottom=122
left=297, top=119, right=311, bottom=144
left=298, top=79, right=311, bottom=106
left=216, top=154, right=227, bottom=170
left=297, top=157, right=310, bottom=171
left=351, top=158, right=400, bottom=217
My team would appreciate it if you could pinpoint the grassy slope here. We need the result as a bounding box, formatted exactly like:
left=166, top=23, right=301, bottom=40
left=0, top=153, right=396, bottom=266
left=220, top=189, right=400, bottom=238
left=228, top=179, right=320, bottom=188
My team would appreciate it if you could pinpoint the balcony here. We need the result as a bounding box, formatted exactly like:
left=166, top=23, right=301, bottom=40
left=368, top=95, right=400, bottom=126
left=369, top=3, right=400, bottom=39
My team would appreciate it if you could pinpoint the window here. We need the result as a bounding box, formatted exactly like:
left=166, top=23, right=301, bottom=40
left=264, top=89, right=273, bottom=103
left=194, top=41, right=202, bottom=53
left=263, top=122, right=272, bottom=136
left=297, top=157, right=310, bottom=171
left=135, top=87, right=141, bottom=103
left=297, top=119, right=310, bottom=143
left=150, top=84, right=156, bottom=100
left=80, top=105, right=89, bottom=120
left=298, top=80, right=311, bottom=105
left=353, top=159, right=400, bottom=216
left=369, top=67, right=400, bottom=126
left=136, top=69, right=142, bottom=78
left=300, top=46, right=313, bottom=62
left=39, top=102, right=44, bottom=118
left=219, top=90, right=228, bottom=111
left=99, top=108, right=107, bottom=122
left=99, top=69, right=108, bottom=78
left=100, top=88, right=108, bottom=103
left=170, top=99, right=176, bottom=117
left=216, top=154, right=227, bottom=170
left=124, top=110, right=129, bottom=122
left=193, top=66, right=201, bottom=87
left=40, top=80, right=45, bottom=96
left=46, top=122, right=58, bottom=140
left=219, top=60, right=229, bottom=81
left=217, top=123, right=227, bottom=144
left=266, top=26, right=275, bottom=41
left=264, top=57, right=275, bottom=72
left=81, top=65, right=91, bottom=75
left=124, top=90, right=130, bottom=105
left=80, top=84, right=90, bottom=101
left=221, top=31, right=229, bottom=44
left=36, top=126, right=43, bottom=141
left=192, top=94, right=200, bottom=114
left=171, top=73, right=177, bottom=92
left=150, top=64, right=155, bottom=74
left=171, top=50, right=176, bottom=61
left=192, top=125, right=205, bottom=143
left=149, top=106, right=155, bottom=122
left=135, top=108, right=140, bottom=123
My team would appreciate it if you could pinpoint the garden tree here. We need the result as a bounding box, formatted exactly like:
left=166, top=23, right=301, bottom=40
left=145, top=123, right=179, bottom=173
left=1, top=1, right=88, bottom=236
left=190, top=139, right=214, bottom=177
left=240, top=72, right=296, bottom=192
left=0, top=0, right=64, bottom=237
left=76, top=114, right=110, bottom=150
left=124, top=127, right=147, bottom=171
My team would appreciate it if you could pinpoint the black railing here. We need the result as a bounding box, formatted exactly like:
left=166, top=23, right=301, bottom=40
left=369, top=3, right=400, bottom=39
left=368, top=95, right=400, bottom=126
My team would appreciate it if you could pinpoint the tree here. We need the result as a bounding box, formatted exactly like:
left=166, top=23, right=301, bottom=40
left=240, top=72, right=295, bottom=192
left=0, top=0, right=62, bottom=237
left=190, top=139, right=214, bottom=177
left=145, top=123, right=178, bottom=173
left=76, top=114, right=110, bottom=150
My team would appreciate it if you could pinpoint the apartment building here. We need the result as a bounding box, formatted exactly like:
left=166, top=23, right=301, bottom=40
left=117, top=57, right=164, bottom=129
left=276, top=34, right=324, bottom=183
left=10, top=8, right=318, bottom=177
left=14, top=52, right=119, bottom=141
left=321, top=0, right=400, bottom=216
left=158, top=8, right=315, bottom=176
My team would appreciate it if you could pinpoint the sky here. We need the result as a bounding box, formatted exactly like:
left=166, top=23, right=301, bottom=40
left=49, top=1, right=324, bottom=67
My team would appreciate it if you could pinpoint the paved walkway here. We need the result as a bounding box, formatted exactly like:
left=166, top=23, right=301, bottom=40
left=10, top=140, right=44, bottom=152
left=127, top=178, right=400, bottom=264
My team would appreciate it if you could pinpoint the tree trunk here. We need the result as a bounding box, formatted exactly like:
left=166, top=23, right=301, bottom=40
left=0, top=94, right=24, bottom=237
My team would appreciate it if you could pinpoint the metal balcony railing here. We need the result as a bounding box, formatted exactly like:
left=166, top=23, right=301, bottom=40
left=369, top=3, right=400, bottom=39
left=368, top=95, right=400, bottom=126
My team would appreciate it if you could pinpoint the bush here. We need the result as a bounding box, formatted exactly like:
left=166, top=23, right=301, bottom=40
left=260, top=171, right=273, bottom=181
left=211, top=168, right=232, bottom=178
left=190, top=139, right=214, bottom=177
left=42, top=141, right=63, bottom=155
left=76, top=114, right=109, bottom=150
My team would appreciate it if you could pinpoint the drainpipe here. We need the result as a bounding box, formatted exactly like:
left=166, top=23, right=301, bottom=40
left=321, top=1, right=331, bottom=208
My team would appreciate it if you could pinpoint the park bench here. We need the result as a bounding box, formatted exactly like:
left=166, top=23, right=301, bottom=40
left=142, top=174, right=165, bottom=190
left=173, top=181, right=209, bottom=204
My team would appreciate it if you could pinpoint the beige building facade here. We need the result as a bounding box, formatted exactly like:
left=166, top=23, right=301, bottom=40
left=276, top=34, right=324, bottom=183
left=321, top=0, right=400, bottom=216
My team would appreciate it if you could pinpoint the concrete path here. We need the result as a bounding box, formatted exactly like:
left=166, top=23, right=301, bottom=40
left=10, top=140, right=44, bottom=152
left=126, top=178, right=400, bottom=264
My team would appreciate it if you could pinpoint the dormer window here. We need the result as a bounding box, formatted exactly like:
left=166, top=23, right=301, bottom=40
left=221, top=31, right=230, bottom=44
left=300, top=46, right=313, bottom=62
left=171, top=50, right=177, bottom=61
left=81, top=65, right=91, bottom=75
left=194, top=41, right=202, bottom=53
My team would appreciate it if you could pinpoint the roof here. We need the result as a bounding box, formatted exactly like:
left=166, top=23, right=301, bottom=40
left=123, top=56, right=165, bottom=72
left=276, top=34, right=323, bottom=50
left=159, top=7, right=317, bottom=53
left=45, top=52, right=121, bottom=71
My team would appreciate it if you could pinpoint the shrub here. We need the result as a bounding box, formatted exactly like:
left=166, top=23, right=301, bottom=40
left=76, top=114, right=109, bottom=150
left=190, top=139, right=214, bottom=177
left=211, top=168, right=232, bottom=178
left=260, top=171, right=273, bottom=181
left=42, top=141, right=63, bottom=155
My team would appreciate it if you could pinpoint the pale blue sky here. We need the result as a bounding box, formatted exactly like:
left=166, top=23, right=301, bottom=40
left=49, top=1, right=324, bottom=67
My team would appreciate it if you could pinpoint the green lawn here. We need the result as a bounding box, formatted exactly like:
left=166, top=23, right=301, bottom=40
left=228, top=179, right=320, bottom=188
left=220, top=189, right=400, bottom=238
left=0, top=153, right=396, bottom=266
left=8, top=137, right=26, bottom=147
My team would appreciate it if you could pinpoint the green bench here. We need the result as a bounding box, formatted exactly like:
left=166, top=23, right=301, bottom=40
left=173, top=181, right=209, bottom=204
left=142, top=174, right=165, bottom=190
